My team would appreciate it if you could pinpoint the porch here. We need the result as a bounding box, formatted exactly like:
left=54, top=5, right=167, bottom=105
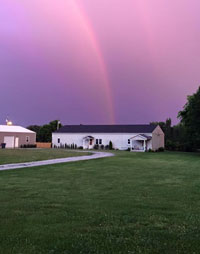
left=130, top=134, right=152, bottom=152
left=83, top=136, right=95, bottom=149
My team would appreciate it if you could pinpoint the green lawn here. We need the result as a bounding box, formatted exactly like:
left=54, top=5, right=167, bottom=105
left=0, top=149, right=91, bottom=165
left=0, top=151, right=200, bottom=253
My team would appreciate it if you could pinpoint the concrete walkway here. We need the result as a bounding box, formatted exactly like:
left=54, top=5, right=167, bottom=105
left=0, top=151, right=114, bottom=171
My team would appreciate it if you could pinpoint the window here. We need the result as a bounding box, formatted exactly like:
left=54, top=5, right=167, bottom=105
left=96, top=139, right=102, bottom=145
left=128, top=139, right=130, bottom=144
left=58, top=138, right=60, bottom=144
left=26, top=136, right=30, bottom=143
left=90, top=139, right=93, bottom=145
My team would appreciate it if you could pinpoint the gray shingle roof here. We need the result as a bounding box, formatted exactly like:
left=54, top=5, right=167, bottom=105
left=54, top=124, right=157, bottom=134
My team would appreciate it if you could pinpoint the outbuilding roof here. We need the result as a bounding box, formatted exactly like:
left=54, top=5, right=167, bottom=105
left=54, top=124, right=157, bottom=134
left=0, top=125, right=35, bottom=134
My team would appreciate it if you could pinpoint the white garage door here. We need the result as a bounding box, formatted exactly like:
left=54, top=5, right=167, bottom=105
left=4, top=136, right=15, bottom=148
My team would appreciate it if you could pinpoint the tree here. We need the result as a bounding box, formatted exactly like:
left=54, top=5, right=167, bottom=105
left=178, top=86, right=200, bottom=149
left=27, top=125, right=41, bottom=142
left=27, top=120, right=62, bottom=143
left=109, top=141, right=113, bottom=150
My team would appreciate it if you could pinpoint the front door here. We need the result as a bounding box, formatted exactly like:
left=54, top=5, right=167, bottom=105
left=89, top=139, right=93, bottom=149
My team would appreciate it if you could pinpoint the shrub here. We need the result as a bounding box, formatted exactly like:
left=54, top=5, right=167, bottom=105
left=20, top=144, right=36, bottom=148
left=78, top=146, right=83, bottom=150
left=109, top=141, right=113, bottom=150
left=100, top=145, right=104, bottom=150
left=157, top=147, right=165, bottom=152
left=94, top=144, right=99, bottom=150
left=105, top=145, right=109, bottom=150
left=166, top=140, right=176, bottom=151
left=126, top=148, right=131, bottom=151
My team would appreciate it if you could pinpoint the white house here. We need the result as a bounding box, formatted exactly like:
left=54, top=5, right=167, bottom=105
left=52, top=124, right=165, bottom=152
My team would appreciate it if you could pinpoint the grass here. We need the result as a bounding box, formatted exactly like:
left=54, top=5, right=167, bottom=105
left=0, top=151, right=200, bottom=253
left=0, top=149, right=91, bottom=165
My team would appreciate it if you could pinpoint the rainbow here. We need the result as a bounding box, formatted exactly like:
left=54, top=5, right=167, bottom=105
left=69, top=1, right=115, bottom=124
left=13, top=0, right=115, bottom=123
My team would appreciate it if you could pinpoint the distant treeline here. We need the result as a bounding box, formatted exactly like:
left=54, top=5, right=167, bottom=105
left=27, top=120, right=62, bottom=142
left=152, top=86, right=200, bottom=152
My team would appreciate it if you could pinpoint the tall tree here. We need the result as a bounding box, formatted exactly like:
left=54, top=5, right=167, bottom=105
left=27, top=125, right=41, bottom=142
left=27, top=120, right=62, bottom=142
left=178, top=86, right=200, bottom=149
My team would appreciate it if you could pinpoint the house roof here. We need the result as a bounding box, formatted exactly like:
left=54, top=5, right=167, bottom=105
left=83, top=136, right=94, bottom=139
left=54, top=124, right=157, bottom=134
left=0, top=125, right=35, bottom=134
left=130, top=134, right=152, bottom=140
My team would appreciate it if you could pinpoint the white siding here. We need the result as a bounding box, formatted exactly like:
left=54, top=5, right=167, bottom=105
left=52, top=133, right=153, bottom=150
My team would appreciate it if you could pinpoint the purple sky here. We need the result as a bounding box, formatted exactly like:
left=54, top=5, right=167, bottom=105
left=1, top=0, right=200, bottom=126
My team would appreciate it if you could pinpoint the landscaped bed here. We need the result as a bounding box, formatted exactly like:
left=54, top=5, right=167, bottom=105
left=0, top=151, right=200, bottom=253
left=0, top=148, right=91, bottom=165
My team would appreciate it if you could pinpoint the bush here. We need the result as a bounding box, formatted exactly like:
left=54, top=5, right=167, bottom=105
left=109, top=141, right=113, bottom=150
left=100, top=145, right=104, bottom=150
left=166, top=140, right=176, bottom=151
left=94, top=144, right=99, bottom=150
left=126, top=148, right=131, bottom=151
left=78, top=146, right=83, bottom=150
left=65, top=144, right=71, bottom=149
left=20, top=144, right=37, bottom=148
left=156, top=147, right=165, bottom=152
left=60, top=144, right=65, bottom=149
left=105, top=145, right=109, bottom=150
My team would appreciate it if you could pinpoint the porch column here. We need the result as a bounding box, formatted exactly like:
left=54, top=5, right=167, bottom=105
left=143, top=140, right=146, bottom=151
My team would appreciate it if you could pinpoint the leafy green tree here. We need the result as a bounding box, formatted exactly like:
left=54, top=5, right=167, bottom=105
left=178, top=87, right=200, bottom=149
left=27, top=125, right=41, bottom=142
left=27, top=120, right=62, bottom=142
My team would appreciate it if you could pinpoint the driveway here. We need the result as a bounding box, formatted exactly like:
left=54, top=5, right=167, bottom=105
left=0, top=151, right=114, bottom=171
